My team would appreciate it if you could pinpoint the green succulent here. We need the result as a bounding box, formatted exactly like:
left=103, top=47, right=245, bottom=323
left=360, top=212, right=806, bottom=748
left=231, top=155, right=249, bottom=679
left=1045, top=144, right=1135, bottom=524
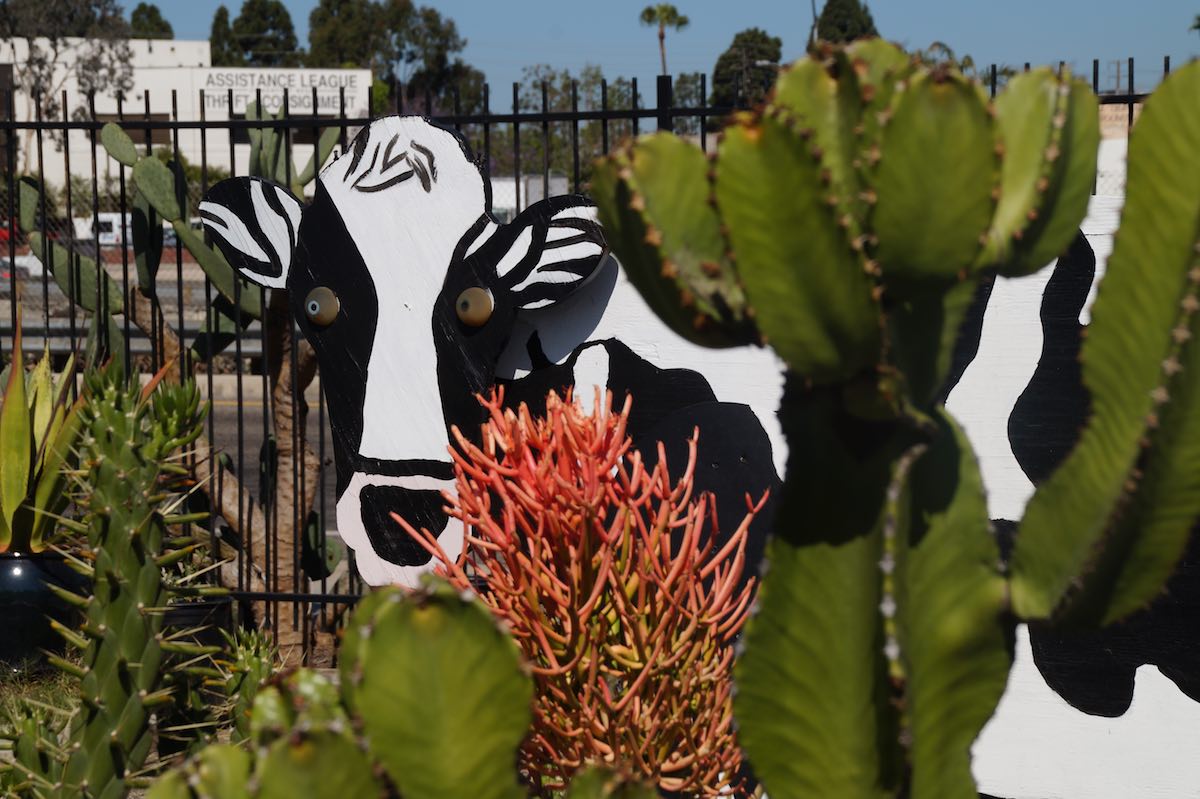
left=593, top=41, right=1200, bottom=799
left=218, top=628, right=277, bottom=743
left=145, top=576, right=548, bottom=799
left=0, top=364, right=213, bottom=799
left=0, top=320, right=84, bottom=553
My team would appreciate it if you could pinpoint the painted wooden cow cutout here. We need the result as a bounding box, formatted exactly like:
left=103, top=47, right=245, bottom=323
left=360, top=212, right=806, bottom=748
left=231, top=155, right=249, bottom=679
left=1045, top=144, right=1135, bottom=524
left=199, top=116, right=784, bottom=587
left=950, top=197, right=1200, bottom=798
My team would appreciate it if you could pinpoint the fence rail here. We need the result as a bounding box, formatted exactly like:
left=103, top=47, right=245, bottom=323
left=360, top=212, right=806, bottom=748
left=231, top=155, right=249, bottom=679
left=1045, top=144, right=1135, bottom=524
left=0, top=57, right=1164, bottom=661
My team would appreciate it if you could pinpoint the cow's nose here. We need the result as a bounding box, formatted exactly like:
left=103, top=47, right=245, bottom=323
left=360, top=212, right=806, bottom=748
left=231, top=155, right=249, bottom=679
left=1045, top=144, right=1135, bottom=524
left=358, top=485, right=450, bottom=567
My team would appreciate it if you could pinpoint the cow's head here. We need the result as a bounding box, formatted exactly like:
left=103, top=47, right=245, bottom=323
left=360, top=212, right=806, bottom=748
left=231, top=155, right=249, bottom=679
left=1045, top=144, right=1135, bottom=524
left=199, top=116, right=607, bottom=585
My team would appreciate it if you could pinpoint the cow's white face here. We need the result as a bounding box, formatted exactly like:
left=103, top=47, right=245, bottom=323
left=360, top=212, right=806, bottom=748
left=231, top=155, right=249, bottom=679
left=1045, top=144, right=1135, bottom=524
left=199, top=116, right=607, bottom=586
left=322, top=118, right=490, bottom=465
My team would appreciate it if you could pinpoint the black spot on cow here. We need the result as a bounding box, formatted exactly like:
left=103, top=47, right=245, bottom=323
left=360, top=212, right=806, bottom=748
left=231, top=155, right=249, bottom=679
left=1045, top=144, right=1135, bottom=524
left=491, top=339, right=777, bottom=582
left=200, top=116, right=779, bottom=581
left=951, top=232, right=1200, bottom=718
left=1008, top=233, right=1094, bottom=485
left=358, top=485, right=446, bottom=567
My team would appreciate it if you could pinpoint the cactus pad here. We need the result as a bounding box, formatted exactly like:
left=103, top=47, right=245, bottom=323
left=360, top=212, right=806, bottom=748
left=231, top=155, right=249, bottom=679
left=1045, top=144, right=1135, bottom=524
left=343, top=579, right=532, bottom=799
left=591, top=133, right=756, bottom=348
left=715, top=114, right=882, bottom=381
left=873, top=71, right=998, bottom=280
left=1012, top=60, right=1200, bottom=623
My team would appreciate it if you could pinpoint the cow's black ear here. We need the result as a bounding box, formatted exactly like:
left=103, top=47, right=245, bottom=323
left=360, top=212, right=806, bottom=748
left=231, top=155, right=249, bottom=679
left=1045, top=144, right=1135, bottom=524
left=498, top=196, right=607, bottom=311
left=198, top=177, right=302, bottom=289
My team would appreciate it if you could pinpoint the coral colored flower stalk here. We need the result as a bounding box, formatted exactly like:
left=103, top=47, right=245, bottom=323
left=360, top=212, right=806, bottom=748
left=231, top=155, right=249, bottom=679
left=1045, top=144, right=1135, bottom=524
left=393, top=389, right=762, bottom=797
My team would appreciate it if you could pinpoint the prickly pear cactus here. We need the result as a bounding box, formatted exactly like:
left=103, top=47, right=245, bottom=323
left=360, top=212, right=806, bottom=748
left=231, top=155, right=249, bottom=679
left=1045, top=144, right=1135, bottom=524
left=340, top=579, right=532, bottom=799
left=145, top=745, right=254, bottom=799
left=248, top=668, right=348, bottom=747
left=99, top=123, right=263, bottom=321
left=144, top=576, right=667, bottom=798
left=96, top=115, right=337, bottom=364
left=593, top=41, right=1200, bottom=799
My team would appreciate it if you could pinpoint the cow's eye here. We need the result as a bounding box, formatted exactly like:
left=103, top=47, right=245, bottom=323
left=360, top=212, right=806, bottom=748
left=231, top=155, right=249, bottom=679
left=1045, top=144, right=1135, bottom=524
left=456, top=287, right=493, bottom=327
left=304, top=287, right=339, bottom=326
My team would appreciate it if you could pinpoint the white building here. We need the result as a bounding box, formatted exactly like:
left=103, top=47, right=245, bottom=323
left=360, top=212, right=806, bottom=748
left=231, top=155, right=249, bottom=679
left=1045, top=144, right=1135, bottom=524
left=489, top=175, right=569, bottom=222
left=0, top=37, right=371, bottom=191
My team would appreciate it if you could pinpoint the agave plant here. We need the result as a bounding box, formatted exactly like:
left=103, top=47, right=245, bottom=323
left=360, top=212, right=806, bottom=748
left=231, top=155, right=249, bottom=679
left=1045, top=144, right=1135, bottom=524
left=397, top=389, right=761, bottom=797
left=0, top=320, right=83, bottom=554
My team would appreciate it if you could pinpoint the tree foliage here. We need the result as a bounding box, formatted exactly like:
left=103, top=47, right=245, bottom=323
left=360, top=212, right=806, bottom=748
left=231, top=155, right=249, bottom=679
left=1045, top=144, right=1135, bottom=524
left=0, top=0, right=134, bottom=103
left=307, top=0, right=379, bottom=69
left=639, top=3, right=689, bottom=75
left=672, top=70, right=703, bottom=135
left=710, top=27, right=782, bottom=109
left=916, top=41, right=1018, bottom=92
left=130, top=2, right=172, bottom=39
left=399, top=7, right=472, bottom=110
left=304, top=0, right=479, bottom=116
left=469, top=64, right=639, bottom=187
left=816, top=0, right=878, bottom=43
left=209, top=5, right=240, bottom=66
left=230, top=0, right=299, bottom=67
left=0, top=0, right=133, bottom=167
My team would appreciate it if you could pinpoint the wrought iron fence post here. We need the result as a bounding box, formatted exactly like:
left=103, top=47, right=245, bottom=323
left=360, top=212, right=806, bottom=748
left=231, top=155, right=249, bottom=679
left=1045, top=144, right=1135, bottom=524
left=657, top=74, right=673, bottom=133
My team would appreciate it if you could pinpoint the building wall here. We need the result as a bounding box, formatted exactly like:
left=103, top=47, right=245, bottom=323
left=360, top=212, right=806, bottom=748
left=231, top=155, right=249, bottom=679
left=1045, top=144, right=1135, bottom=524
left=1, top=37, right=369, bottom=192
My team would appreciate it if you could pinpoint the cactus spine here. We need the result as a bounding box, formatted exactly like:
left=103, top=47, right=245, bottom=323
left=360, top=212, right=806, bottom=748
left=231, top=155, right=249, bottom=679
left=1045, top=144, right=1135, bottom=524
left=594, top=41, right=1200, bottom=799
left=146, top=577, right=659, bottom=799
left=28, top=366, right=208, bottom=799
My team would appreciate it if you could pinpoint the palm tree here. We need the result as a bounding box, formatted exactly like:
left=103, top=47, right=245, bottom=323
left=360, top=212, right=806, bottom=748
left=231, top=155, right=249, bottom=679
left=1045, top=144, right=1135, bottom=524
left=640, top=4, right=690, bottom=76
left=1192, top=14, right=1200, bottom=34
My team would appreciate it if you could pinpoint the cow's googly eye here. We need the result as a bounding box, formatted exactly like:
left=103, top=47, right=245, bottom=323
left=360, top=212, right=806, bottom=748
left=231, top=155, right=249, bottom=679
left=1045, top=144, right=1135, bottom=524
left=304, top=287, right=340, bottom=326
left=455, top=287, right=493, bottom=327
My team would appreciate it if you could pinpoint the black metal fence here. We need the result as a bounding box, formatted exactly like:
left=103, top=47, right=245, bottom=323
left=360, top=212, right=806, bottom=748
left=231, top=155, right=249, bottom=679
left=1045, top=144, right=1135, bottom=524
left=0, top=57, right=1165, bottom=661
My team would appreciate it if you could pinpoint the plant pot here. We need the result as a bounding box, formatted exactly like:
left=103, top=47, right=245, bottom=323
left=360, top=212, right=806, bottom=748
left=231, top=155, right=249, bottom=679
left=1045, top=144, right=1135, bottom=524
left=163, top=596, right=234, bottom=649
left=0, top=551, right=88, bottom=669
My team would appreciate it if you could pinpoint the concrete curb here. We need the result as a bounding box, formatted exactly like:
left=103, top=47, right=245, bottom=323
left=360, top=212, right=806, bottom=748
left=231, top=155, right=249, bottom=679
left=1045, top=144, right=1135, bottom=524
left=136, top=373, right=324, bottom=404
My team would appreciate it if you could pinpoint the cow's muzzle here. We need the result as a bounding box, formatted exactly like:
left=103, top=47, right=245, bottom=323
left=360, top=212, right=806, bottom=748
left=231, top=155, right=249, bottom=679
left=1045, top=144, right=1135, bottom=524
left=336, top=470, right=462, bottom=586
left=358, top=484, right=448, bottom=566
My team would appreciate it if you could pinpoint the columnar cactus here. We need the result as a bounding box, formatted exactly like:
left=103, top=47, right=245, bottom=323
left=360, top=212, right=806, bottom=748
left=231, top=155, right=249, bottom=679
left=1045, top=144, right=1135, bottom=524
left=244, top=101, right=341, bottom=196
left=1008, top=62, right=1200, bottom=626
left=592, top=41, right=1200, bottom=799
left=4, top=365, right=211, bottom=799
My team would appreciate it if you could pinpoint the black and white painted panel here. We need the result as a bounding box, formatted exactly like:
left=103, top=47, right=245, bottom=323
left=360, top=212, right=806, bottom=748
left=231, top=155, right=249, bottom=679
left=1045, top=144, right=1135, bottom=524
left=200, top=116, right=785, bottom=588
left=200, top=120, right=1200, bottom=795
left=950, top=196, right=1200, bottom=798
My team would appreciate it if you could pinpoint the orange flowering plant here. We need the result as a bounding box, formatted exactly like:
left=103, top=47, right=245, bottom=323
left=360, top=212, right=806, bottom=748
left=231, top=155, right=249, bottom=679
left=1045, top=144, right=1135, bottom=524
left=394, top=389, right=763, bottom=796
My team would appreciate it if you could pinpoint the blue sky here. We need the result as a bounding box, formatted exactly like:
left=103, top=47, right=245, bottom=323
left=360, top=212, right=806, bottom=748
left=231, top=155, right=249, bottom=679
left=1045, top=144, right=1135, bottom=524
left=167, top=0, right=1196, bottom=94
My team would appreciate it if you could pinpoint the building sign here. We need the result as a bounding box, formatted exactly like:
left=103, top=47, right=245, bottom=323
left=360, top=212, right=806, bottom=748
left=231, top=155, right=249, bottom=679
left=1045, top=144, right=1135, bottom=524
left=199, top=68, right=371, bottom=115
